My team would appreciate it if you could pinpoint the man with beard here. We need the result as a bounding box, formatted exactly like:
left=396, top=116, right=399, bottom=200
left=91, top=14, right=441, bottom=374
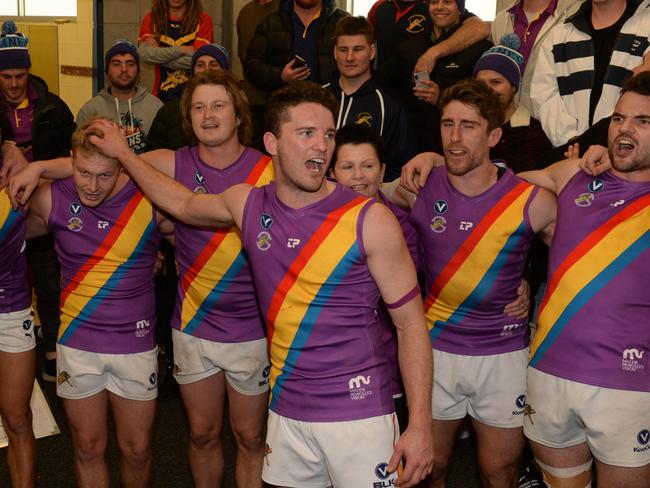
left=517, top=71, right=650, bottom=488
left=245, top=0, right=348, bottom=89
left=397, top=79, right=556, bottom=487
left=76, top=40, right=163, bottom=154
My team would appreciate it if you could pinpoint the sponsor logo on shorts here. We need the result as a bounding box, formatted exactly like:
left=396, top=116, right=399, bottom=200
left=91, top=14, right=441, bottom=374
left=147, top=372, right=157, bottom=391
left=574, top=193, right=594, bottom=207
left=513, top=394, right=526, bottom=416
left=635, top=429, right=650, bottom=453
left=433, top=200, right=448, bottom=214
left=135, top=319, right=152, bottom=338
left=259, top=365, right=270, bottom=387
left=69, top=202, right=83, bottom=216
left=22, top=319, right=33, bottom=337
left=622, top=348, right=645, bottom=373
left=348, top=375, right=373, bottom=401
left=588, top=179, right=604, bottom=193
left=257, top=231, right=272, bottom=251
left=57, top=370, right=73, bottom=387
left=260, top=213, right=273, bottom=229
left=430, top=216, right=446, bottom=233
left=373, top=462, right=396, bottom=486
left=500, top=323, right=522, bottom=336
left=67, top=217, right=83, bottom=232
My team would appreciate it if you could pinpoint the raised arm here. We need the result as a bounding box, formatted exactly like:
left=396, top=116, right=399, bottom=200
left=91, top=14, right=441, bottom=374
left=87, top=119, right=246, bottom=228
left=414, top=15, right=489, bottom=74
left=363, top=203, right=433, bottom=488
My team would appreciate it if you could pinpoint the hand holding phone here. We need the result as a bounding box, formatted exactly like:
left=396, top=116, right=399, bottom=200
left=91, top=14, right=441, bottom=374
left=413, top=70, right=430, bottom=89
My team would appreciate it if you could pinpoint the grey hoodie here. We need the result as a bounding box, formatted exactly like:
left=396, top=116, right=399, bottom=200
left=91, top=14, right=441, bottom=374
left=76, top=85, right=163, bottom=154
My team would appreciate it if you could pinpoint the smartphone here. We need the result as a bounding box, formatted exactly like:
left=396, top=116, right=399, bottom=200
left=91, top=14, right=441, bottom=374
left=413, top=70, right=430, bottom=89
left=293, top=55, right=307, bottom=69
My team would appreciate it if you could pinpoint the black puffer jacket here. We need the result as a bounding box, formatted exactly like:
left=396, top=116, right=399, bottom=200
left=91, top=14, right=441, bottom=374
left=245, top=0, right=348, bottom=92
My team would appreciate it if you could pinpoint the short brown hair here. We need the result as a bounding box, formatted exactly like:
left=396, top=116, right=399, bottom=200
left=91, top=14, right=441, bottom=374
left=265, top=81, right=339, bottom=136
left=438, top=79, right=504, bottom=132
left=181, top=70, right=252, bottom=146
left=621, top=71, right=650, bottom=97
left=71, top=118, right=118, bottom=163
left=334, top=16, right=374, bottom=45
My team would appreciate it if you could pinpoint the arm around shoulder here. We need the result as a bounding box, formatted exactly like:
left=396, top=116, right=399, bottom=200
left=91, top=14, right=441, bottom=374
left=25, top=183, right=52, bottom=239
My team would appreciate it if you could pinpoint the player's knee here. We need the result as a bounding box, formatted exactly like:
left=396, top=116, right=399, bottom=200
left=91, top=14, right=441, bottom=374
left=189, top=425, right=222, bottom=450
left=74, top=435, right=108, bottom=462
left=479, top=458, right=519, bottom=487
left=120, top=442, right=152, bottom=467
left=536, top=459, right=592, bottom=488
left=231, top=425, right=264, bottom=453
left=431, top=455, right=451, bottom=481
left=1, top=409, right=33, bottom=437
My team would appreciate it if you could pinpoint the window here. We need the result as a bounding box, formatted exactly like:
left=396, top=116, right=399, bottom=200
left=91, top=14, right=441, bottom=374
left=350, top=0, right=498, bottom=21
left=0, top=0, right=77, bottom=18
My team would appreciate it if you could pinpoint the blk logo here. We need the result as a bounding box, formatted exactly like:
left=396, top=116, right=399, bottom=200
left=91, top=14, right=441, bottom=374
left=638, top=430, right=650, bottom=446
left=149, top=372, right=157, bottom=385
left=69, top=202, right=83, bottom=216
left=434, top=200, right=448, bottom=214
left=516, top=395, right=526, bottom=409
left=375, top=462, right=390, bottom=480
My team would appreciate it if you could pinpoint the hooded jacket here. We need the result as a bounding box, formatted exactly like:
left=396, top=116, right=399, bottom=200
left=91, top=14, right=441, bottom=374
left=245, top=0, right=348, bottom=91
left=325, top=74, right=416, bottom=180
left=76, top=85, right=163, bottom=154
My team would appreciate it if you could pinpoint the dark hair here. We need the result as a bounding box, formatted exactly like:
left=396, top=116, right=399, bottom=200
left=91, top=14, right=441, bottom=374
left=180, top=70, right=252, bottom=145
left=71, top=117, right=119, bottom=163
left=149, top=0, right=203, bottom=39
left=334, top=16, right=374, bottom=45
left=621, top=71, right=650, bottom=97
left=265, top=81, right=338, bottom=136
left=438, top=79, right=504, bottom=131
left=331, top=124, right=385, bottom=169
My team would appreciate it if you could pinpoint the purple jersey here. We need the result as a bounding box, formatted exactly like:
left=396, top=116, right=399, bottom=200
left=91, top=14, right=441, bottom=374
left=49, top=178, right=160, bottom=353
left=0, top=190, right=30, bottom=313
left=410, top=166, right=538, bottom=355
left=172, top=146, right=273, bottom=342
left=530, top=171, right=650, bottom=392
left=241, top=183, right=394, bottom=422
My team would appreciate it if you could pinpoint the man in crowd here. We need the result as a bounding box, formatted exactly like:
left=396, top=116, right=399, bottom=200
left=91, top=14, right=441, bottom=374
left=324, top=16, right=415, bottom=180
left=80, top=81, right=435, bottom=488
left=531, top=0, right=650, bottom=147
left=77, top=39, right=162, bottom=154
left=0, top=20, right=74, bottom=383
left=244, top=0, right=348, bottom=90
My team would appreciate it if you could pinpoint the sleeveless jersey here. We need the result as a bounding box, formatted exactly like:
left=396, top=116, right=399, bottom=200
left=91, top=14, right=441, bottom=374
left=0, top=190, right=30, bottom=313
left=49, top=178, right=160, bottom=353
left=410, top=166, right=538, bottom=355
left=242, top=183, right=394, bottom=422
left=530, top=171, right=650, bottom=392
left=173, top=146, right=274, bottom=342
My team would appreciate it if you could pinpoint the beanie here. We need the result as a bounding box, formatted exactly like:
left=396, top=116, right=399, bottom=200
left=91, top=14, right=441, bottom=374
left=105, top=39, right=140, bottom=73
left=191, top=43, right=230, bottom=73
left=456, top=0, right=465, bottom=13
left=473, top=33, right=524, bottom=92
left=0, top=21, right=31, bottom=70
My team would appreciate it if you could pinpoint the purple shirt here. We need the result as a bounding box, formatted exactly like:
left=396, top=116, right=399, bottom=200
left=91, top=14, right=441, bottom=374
left=509, top=0, right=558, bottom=74
left=49, top=178, right=160, bottom=353
left=0, top=190, right=30, bottom=313
left=172, top=146, right=273, bottom=342
left=241, top=183, right=394, bottom=421
left=410, top=166, right=537, bottom=355
left=530, top=171, right=650, bottom=392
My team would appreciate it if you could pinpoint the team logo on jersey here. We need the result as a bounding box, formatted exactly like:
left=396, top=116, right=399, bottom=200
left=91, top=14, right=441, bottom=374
left=98, top=220, right=109, bottom=229
left=135, top=319, right=152, bottom=338
left=22, top=319, right=33, bottom=337
left=588, top=179, right=604, bottom=193
left=574, top=193, right=594, bottom=207
left=375, top=462, right=391, bottom=480
left=257, top=231, right=272, bottom=251
left=287, top=237, right=301, bottom=248
left=622, top=348, right=645, bottom=373
left=260, top=213, right=273, bottom=229
left=406, top=14, right=426, bottom=33
left=354, top=112, right=373, bottom=127
left=69, top=202, right=83, bottom=216
left=67, top=217, right=83, bottom=232
left=348, top=374, right=373, bottom=400
left=194, top=171, right=205, bottom=185
left=193, top=186, right=207, bottom=194
left=430, top=216, right=446, bottom=233
left=433, top=200, right=448, bottom=214
left=459, top=221, right=474, bottom=231
left=500, top=323, right=522, bottom=336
